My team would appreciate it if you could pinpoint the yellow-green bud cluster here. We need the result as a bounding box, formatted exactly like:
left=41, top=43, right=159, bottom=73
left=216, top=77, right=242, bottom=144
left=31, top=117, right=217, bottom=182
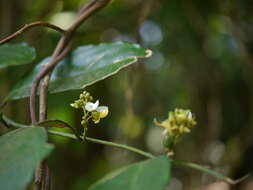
left=155, top=108, right=197, bottom=147
left=70, top=91, right=93, bottom=109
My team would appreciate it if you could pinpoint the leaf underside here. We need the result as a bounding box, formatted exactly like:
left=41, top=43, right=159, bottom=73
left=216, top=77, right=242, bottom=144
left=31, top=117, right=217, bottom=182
left=6, top=42, right=151, bottom=101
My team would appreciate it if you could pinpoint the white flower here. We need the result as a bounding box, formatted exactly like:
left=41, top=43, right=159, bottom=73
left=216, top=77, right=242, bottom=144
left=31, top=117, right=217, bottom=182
left=85, top=100, right=99, bottom=111
left=96, top=106, right=109, bottom=118
left=85, top=101, right=109, bottom=123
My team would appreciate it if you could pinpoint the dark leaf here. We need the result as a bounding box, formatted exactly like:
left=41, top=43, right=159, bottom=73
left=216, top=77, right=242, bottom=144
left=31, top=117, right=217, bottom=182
left=6, top=42, right=151, bottom=100
left=0, top=43, right=36, bottom=69
left=0, top=127, right=53, bottom=190
left=89, top=155, right=170, bottom=190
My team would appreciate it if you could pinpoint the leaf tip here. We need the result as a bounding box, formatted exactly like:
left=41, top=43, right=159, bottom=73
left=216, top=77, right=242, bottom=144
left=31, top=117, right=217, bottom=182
left=145, top=49, right=153, bottom=58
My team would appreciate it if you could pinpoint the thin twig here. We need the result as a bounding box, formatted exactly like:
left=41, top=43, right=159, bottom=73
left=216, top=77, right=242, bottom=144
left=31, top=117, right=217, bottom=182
left=1, top=114, right=28, bottom=128
left=43, top=130, right=252, bottom=185
left=46, top=130, right=250, bottom=185
left=33, top=43, right=71, bottom=190
left=38, top=0, right=112, bottom=122
left=171, top=160, right=249, bottom=185
left=39, top=78, right=49, bottom=121
left=38, top=35, right=73, bottom=122
left=38, top=0, right=111, bottom=123
left=30, top=44, right=71, bottom=124
left=49, top=130, right=155, bottom=158
left=78, top=0, right=100, bottom=15
left=0, top=102, right=7, bottom=111
left=42, top=161, right=51, bottom=190
left=30, top=0, right=111, bottom=124
left=0, top=21, right=65, bottom=45
left=68, top=0, right=110, bottom=33
left=29, top=1, right=111, bottom=189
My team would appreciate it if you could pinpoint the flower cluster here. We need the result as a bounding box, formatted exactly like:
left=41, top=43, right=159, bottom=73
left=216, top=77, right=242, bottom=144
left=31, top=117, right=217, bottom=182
left=70, top=91, right=109, bottom=129
left=154, top=108, right=196, bottom=151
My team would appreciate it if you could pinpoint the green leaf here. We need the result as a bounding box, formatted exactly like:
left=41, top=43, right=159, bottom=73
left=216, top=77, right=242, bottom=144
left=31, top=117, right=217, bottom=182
left=0, top=43, right=36, bottom=69
left=6, top=42, right=152, bottom=100
left=89, top=155, right=170, bottom=190
left=0, top=127, right=53, bottom=190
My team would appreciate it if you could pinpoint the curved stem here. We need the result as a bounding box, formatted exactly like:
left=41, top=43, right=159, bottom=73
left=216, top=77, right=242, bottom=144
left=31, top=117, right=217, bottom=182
left=48, top=130, right=154, bottom=159
left=0, top=114, right=245, bottom=185
left=86, top=137, right=154, bottom=158
left=0, top=21, right=65, bottom=45
left=1, top=114, right=28, bottom=128
left=30, top=43, right=72, bottom=124
left=45, top=130, right=249, bottom=184
left=172, top=160, right=234, bottom=184
left=30, top=0, right=111, bottom=124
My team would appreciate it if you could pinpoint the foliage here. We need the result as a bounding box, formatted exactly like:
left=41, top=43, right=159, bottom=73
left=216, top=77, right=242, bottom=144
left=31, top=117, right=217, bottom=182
left=0, top=43, right=35, bottom=69
left=0, top=39, right=154, bottom=189
left=89, top=155, right=170, bottom=190
left=0, top=127, right=53, bottom=190
left=6, top=42, right=151, bottom=100
left=0, top=0, right=251, bottom=189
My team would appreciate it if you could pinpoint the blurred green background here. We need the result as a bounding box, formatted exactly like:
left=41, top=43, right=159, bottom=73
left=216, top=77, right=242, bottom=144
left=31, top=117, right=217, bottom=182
left=0, top=0, right=253, bottom=189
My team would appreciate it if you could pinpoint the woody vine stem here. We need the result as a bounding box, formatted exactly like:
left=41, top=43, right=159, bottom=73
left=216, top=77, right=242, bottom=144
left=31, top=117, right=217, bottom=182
left=0, top=0, right=111, bottom=189
left=33, top=1, right=111, bottom=189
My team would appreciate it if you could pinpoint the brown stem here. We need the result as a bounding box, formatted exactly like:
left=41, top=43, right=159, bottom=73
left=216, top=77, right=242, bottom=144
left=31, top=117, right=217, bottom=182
left=0, top=21, right=65, bottom=45
left=30, top=0, right=111, bottom=189
left=34, top=166, right=43, bottom=190
left=78, top=0, right=100, bottom=15
left=42, top=161, right=51, bottom=190
left=30, top=0, right=111, bottom=124
left=30, top=44, right=71, bottom=124
left=39, top=76, right=49, bottom=122
left=33, top=44, right=71, bottom=190
left=38, top=36, right=72, bottom=122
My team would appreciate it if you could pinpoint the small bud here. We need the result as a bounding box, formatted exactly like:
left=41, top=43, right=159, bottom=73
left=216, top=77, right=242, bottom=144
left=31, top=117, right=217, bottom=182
left=91, top=112, right=101, bottom=124
left=81, top=120, right=86, bottom=126
left=70, top=103, right=77, bottom=108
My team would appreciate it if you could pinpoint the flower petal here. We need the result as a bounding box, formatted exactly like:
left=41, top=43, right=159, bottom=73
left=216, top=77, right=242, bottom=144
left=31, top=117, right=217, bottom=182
left=94, top=100, right=99, bottom=108
left=85, top=100, right=99, bottom=111
left=96, top=106, right=109, bottom=118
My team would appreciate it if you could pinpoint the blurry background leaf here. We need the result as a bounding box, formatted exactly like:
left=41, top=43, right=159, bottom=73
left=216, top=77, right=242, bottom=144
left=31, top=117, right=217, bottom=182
left=0, top=127, right=53, bottom=190
left=0, top=43, right=36, bottom=69
left=6, top=42, right=151, bottom=100
left=89, top=155, right=170, bottom=190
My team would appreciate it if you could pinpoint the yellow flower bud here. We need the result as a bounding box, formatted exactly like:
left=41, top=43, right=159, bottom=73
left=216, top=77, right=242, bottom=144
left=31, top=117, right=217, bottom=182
left=96, top=106, right=109, bottom=118
left=92, top=112, right=101, bottom=124
left=154, top=108, right=196, bottom=137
